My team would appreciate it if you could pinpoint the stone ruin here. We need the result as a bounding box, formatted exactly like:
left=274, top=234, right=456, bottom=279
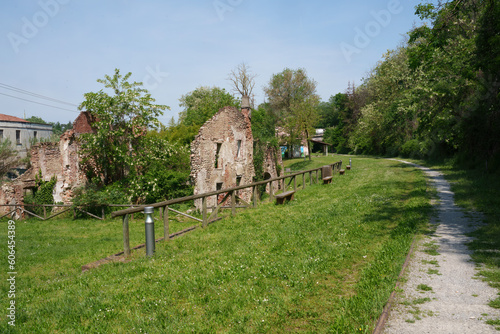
left=190, top=104, right=283, bottom=211
left=0, top=112, right=92, bottom=218
left=190, top=106, right=255, bottom=211
left=1, top=104, right=284, bottom=218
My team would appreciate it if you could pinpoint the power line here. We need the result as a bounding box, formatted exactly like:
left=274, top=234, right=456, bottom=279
left=0, top=82, right=78, bottom=107
left=0, top=92, right=79, bottom=113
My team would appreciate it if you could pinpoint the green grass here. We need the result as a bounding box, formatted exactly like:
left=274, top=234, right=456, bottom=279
left=486, top=318, right=500, bottom=330
left=417, top=284, right=433, bottom=292
left=0, top=155, right=432, bottom=333
left=413, top=297, right=431, bottom=305
left=427, top=268, right=440, bottom=275
left=422, top=242, right=440, bottom=256
left=422, top=259, right=439, bottom=266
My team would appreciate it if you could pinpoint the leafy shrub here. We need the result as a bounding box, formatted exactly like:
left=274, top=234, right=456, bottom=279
left=24, top=171, right=57, bottom=216
left=72, top=182, right=129, bottom=218
left=133, top=163, right=192, bottom=204
left=400, top=139, right=421, bottom=158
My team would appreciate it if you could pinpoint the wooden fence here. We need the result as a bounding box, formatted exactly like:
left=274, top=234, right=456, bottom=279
left=0, top=203, right=144, bottom=221
left=111, top=160, right=343, bottom=257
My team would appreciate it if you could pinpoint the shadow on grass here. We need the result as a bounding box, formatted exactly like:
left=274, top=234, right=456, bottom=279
left=358, top=173, right=432, bottom=240
left=286, top=159, right=315, bottom=171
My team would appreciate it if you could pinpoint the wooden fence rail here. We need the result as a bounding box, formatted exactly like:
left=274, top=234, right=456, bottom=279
left=0, top=203, right=146, bottom=221
left=111, top=160, right=342, bottom=257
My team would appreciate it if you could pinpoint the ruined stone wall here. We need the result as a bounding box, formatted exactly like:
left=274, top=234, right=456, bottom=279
left=72, top=111, right=95, bottom=135
left=0, top=182, right=25, bottom=219
left=28, top=130, right=86, bottom=204
left=191, top=106, right=255, bottom=211
left=0, top=129, right=87, bottom=218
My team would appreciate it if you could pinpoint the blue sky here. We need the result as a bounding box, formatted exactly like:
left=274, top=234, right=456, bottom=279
left=1, top=0, right=426, bottom=125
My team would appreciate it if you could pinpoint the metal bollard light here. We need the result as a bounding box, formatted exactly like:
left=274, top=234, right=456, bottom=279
left=144, top=206, right=155, bottom=256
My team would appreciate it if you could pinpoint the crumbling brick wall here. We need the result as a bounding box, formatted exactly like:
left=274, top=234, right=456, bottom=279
left=26, top=130, right=86, bottom=204
left=0, top=112, right=92, bottom=217
left=72, top=111, right=95, bottom=135
left=7, top=129, right=86, bottom=205
left=191, top=106, right=255, bottom=211
left=0, top=182, right=26, bottom=219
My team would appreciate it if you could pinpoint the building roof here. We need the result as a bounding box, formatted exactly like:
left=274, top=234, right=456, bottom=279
left=0, top=113, right=29, bottom=123
left=311, top=139, right=332, bottom=146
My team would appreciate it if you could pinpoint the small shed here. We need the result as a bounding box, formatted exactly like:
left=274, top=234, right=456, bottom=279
left=311, top=139, right=333, bottom=156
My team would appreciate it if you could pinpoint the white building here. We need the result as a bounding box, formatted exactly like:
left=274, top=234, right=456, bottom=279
left=0, top=113, right=53, bottom=158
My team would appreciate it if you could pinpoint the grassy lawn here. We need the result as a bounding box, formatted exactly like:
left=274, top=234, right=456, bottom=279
left=0, top=155, right=432, bottom=333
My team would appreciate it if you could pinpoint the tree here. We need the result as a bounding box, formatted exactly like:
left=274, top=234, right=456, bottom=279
left=470, top=0, right=500, bottom=169
left=78, top=69, right=168, bottom=185
left=178, top=86, right=239, bottom=127
left=0, top=139, right=20, bottom=180
left=23, top=116, right=72, bottom=136
left=51, top=121, right=73, bottom=136
left=164, top=86, right=241, bottom=145
left=25, top=116, right=48, bottom=124
left=227, top=62, right=257, bottom=101
left=264, top=68, right=320, bottom=159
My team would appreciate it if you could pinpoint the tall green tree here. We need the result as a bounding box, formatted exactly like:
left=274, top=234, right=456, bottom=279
left=470, top=0, right=500, bottom=169
left=78, top=69, right=168, bottom=185
left=178, top=86, right=239, bottom=127
left=162, top=86, right=240, bottom=146
left=264, top=68, right=320, bottom=159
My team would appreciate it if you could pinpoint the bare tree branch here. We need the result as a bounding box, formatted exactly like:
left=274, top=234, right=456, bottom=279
left=227, top=63, right=257, bottom=97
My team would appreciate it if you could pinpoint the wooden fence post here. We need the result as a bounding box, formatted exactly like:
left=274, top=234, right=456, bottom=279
left=202, top=196, right=208, bottom=228
left=302, top=173, right=305, bottom=189
left=43, top=205, right=47, bottom=220
left=293, top=175, right=297, bottom=192
left=163, top=206, right=169, bottom=241
left=123, top=214, right=130, bottom=257
left=269, top=180, right=274, bottom=200
left=309, top=171, right=312, bottom=186
left=253, top=185, right=258, bottom=208
left=231, top=190, right=236, bottom=216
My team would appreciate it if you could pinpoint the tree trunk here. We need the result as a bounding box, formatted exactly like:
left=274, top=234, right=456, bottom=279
left=305, top=129, right=312, bottom=161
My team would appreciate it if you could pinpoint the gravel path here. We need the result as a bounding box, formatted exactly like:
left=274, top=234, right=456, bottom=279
left=382, top=160, right=500, bottom=333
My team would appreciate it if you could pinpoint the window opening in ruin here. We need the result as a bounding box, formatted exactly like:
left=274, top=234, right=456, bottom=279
left=216, top=182, right=223, bottom=191
left=0, top=129, right=3, bottom=138
left=215, top=143, right=222, bottom=168
left=16, top=130, right=20, bottom=145
left=34, top=131, right=37, bottom=139
left=236, top=175, right=242, bottom=186
left=236, top=140, right=241, bottom=158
